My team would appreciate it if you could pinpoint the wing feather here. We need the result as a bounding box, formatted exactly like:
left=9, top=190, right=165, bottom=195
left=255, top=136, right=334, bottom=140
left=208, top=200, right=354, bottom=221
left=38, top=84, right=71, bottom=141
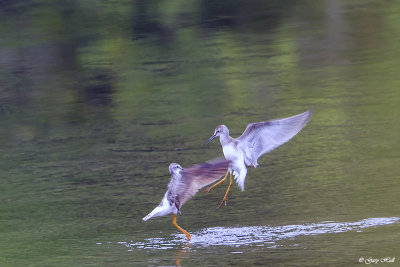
left=177, top=158, right=230, bottom=206
left=237, top=110, right=312, bottom=166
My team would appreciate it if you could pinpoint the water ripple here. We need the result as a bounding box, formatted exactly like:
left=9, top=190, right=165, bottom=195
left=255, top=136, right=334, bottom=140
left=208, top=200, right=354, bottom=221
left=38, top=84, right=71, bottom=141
left=115, top=217, right=399, bottom=251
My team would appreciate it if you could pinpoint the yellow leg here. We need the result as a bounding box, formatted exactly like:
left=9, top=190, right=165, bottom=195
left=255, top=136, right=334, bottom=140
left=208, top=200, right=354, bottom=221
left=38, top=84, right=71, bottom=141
left=217, top=172, right=233, bottom=209
left=205, top=171, right=229, bottom=192
left=173, top=214, right=191, bottom=241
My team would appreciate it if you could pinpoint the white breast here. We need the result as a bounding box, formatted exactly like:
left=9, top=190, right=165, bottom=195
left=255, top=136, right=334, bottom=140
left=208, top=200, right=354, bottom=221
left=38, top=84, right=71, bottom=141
left=222, top=143, right=239, bottom=161
left=223, top=143, right=244, bottom=173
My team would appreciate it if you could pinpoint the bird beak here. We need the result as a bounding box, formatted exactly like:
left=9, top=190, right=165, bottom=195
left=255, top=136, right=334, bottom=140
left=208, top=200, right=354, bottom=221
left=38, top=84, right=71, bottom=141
left=206, top=134, right=216, bottom=144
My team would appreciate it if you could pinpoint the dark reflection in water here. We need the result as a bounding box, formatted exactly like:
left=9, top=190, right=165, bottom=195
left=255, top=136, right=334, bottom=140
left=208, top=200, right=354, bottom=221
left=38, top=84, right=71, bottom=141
left=1, top=0, right=400, bottom=266
left=113, top=217, right=399, bottom=251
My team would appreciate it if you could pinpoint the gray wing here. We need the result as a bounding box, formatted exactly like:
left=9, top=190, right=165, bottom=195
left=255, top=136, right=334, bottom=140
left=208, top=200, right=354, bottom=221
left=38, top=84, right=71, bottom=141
left=176, top=158, right=230, bottom=208
left=237, top=109, right=312, bottom=167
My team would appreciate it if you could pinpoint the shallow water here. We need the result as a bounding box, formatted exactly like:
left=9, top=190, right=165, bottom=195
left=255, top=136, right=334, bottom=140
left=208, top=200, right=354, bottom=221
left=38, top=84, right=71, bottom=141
left=1, top=0, right=399, bottom=266
left=117, top=217, right=400, bottom=250
left=97, top=217, right=400, bottom=266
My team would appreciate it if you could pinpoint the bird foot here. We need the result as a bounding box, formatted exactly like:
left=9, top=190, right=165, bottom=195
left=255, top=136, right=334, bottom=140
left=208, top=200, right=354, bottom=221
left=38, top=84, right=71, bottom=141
left=206, top=186, right=214, bottom=193
left=204, top=171, right=230, bottom=193
left=217, top=198, right=228, bottom=209
left=201, top=185, right=216, bottom=193
left=184, top=232, right=192, bottom=241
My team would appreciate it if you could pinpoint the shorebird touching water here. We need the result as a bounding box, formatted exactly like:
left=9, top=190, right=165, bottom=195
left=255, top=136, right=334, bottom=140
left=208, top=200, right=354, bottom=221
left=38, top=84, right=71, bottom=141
left=143, top=158, right=230, bottom=241
left=206, top=109, right=312, bottom=208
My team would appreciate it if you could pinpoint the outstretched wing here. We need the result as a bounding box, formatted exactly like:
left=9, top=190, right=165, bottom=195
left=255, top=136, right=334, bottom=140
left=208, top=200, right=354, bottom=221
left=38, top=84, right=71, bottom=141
left=177, top=158, right=230, bottom=207
left=237, top=109, right=312, bottom=166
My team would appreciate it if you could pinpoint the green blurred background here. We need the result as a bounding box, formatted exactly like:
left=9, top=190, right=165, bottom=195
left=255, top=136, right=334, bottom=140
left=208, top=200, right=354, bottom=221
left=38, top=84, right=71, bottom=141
left=0, top=0, right=399, bottom=266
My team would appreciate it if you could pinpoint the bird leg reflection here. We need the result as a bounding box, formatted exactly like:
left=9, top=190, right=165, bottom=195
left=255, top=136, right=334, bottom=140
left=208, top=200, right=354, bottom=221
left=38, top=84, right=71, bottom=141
left=175, top=243, right=191, bottom=267
left=217, top=172, right=233, bottom=209
left=205, top=170, right=229, bottom=192
left=176, top=246, right=182, bottom=267
left=172, top=214, right=191, bottom=241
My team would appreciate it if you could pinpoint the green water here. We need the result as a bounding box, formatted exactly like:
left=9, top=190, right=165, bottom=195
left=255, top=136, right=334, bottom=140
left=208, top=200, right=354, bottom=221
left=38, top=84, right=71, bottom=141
left=0, top=1, right=399, bottom=266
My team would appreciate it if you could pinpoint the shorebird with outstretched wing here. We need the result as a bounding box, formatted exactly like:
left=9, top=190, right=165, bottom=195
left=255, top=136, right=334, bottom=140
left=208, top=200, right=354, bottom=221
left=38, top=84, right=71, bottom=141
left=206, top=109, right=312, bottom=208
left=143, top=158, right=230, bottom=240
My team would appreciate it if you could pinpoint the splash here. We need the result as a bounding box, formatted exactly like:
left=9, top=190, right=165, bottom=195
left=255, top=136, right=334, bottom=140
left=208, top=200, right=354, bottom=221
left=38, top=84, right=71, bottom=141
left=112, top=217, right=399, bottom=251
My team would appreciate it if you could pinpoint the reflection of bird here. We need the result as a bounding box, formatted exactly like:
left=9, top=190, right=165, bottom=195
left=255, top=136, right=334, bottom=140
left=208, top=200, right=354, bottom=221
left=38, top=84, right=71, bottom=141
left=143, top=158, right=230, bottom=241
left=206, top=109, right=312, bottom=208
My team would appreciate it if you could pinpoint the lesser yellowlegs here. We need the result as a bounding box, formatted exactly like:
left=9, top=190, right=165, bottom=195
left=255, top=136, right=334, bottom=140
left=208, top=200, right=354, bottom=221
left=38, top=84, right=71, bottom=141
left=206, top=109, right=312, bottom=208
left=143, top=158, right=230, bottom=240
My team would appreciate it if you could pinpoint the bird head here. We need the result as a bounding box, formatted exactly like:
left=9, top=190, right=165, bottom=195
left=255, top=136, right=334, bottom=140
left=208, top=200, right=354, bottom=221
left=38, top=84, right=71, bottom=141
left=206, top=125, right=229, bottom=144
left=169, top=163, right=183, bottom=175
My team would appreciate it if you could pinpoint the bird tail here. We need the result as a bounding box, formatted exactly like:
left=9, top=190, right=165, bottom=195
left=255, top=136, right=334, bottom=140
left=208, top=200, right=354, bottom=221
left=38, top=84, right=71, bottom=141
left=143, top=195, right=172, bottom=221
left=143, top=206, right=161, bottom=221
left=233, top=168, right=247, bottom=191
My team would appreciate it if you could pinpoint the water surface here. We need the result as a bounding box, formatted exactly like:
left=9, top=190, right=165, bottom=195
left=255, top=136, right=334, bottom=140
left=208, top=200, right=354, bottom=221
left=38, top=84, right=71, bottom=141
left=0, top=0, right=399, bottom=266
